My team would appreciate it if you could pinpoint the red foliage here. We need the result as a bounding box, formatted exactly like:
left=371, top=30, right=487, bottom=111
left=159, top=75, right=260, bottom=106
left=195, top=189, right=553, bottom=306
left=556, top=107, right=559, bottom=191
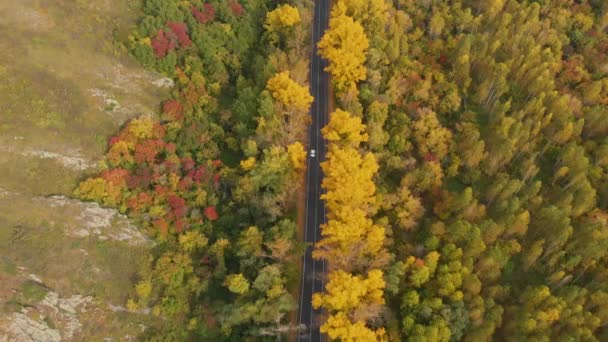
left=167, top=22, right=192, bottom=47
left=178, top=176, right=194, bottom=191
left=151, top=29, right=177, bottom=58
left=406, top=101, right=421, bottom=114
left=213, top=173, right=220, bottom=188
left=168, top=195, right=187, bottom=217
left=431, top=186, right=442, bottom=198
left=109, top=136, right=121, bottom=146
left=138, top=192, right=152, bottom=205
left=192, top=4, right=215, bottom=24
left=181, top=157, right=195, bottom=171
left=424, top=153, right=439, bottom=162
left=164, top=159, right=181, bottom=174
left=414, top=258, right=425, bottom=267
left=126, top=175, right=139, bottom=190
left=152, top=123, right=166, bottom=139
left=162, top=99, right=184, bottom=121
left=212, top=159, right=223, bottom=168
left=127, top=195, right=140, bottom=212
left=204, top=206, right=219, bottom=221
left=155, top=185, right=170, bottom=197
left=126, top=192, right=152, bottom=214
left=438, top=54, right=448, bottom=65
left=153, top=218, right=169, bottom=236
left=127, top=167, right=154, bottom=189
left=134, top=139, right=165, bottom=164
left=174, top=218, right=187, bottom=233
left=165, top=143, right=177, bottom=153
left=229, top=1, right=244, bottom=16
left=102, top=169, right=129, bottom=187
left=191, top=166, right=206, bottom=183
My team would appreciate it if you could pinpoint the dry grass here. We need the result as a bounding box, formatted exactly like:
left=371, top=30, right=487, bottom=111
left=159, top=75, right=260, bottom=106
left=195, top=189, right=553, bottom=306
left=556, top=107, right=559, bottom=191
left=0, top=0, right=170, bottom=339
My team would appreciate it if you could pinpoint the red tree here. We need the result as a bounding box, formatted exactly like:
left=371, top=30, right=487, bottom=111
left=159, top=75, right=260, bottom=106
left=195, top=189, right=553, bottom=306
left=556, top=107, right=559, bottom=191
left=168, top=195, right=187, bottom=217
left=162, top=99, right=184, bottom=120
left=191, top=166, right=206, bottom=183
left=134, top=139, right=164, bottom=164
left=181, top=157, right=195, bottom=171
left=151, top=29, right=177, bottom=58
left=204, top=206, right=219, bottom=221
left=102, top=169, right=129, bottom=187
left=178, top=177, right=194, bottom=191
left=153, top=218, right=169, bottom=236
left=167, top=22, right=192, bottom=47
left=174, top=218, right=186, bottom=233
left=192, top=4, right=215, bottom=24
left=230, top=1, right=244, bottom=16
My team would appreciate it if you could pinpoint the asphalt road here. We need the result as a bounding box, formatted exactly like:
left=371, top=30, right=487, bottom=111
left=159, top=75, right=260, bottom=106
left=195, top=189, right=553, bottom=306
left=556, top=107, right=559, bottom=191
left=297, top=0, right=330, bottom=341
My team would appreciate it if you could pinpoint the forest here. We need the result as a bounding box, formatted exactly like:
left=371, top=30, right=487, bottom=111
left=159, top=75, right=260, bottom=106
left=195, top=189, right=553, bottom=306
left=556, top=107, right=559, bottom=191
left=76, top=0, right=313, bottom=339
left=75, top=0, right=608, bottom=341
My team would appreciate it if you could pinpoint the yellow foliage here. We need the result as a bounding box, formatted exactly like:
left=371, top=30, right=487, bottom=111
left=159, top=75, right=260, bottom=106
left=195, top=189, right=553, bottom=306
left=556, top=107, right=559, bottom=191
left=396, top=186, right=424, bottom=231
left=135, top=280, right=152, bottom=301
left=194, top=189, right=208, bottom=206
left=312, top=269, right=385, bottom=312
left=320, top=312, right=387, bottom=342
left=287, top=142, right=307, bottom=171
left=321, top=147, right=378, bottom=211
left=265, top=4, right=301, bottom=31
left=169, top=172, right=180, bottom=190
left=267, top=283, right=284, bottom=299
left=322, top=109, right=368, bottom=147
left=179, top=231, right=208, bottom=252
left=266, top=72, right=314, bottom=112
left=336, top=0, right=387, bottom=24
left=240, top=157, right=256, bottom=171
left=128, top=116, right=155, bottom=140
left=107, top=140, right=133, bottom=167
left=318, top=2, right=369, bottom=94
left=315, top=208, right=368, bottom=253
left=75, top=177, right=122, bottom=207
left=412, top=109, right=453, bottom=159
left=126, top=298, right=139, bottom=312
left=224, top=274, right=250, bottom=295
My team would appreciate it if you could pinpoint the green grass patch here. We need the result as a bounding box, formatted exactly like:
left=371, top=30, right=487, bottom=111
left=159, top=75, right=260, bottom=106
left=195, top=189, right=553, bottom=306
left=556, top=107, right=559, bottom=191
left=0, top=256, right=17, bottom=275
left=19, top=280, right=48, bottom=303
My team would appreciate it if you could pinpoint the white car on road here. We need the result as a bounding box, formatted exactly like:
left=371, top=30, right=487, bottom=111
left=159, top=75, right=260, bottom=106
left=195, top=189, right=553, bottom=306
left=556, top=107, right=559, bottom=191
left=310, top=149, right=316, bottom=158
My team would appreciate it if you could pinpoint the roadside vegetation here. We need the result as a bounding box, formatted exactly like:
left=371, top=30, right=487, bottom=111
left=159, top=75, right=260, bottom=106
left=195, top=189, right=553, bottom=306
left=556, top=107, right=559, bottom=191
left=75, top=0, right=314, bottom=339
left=312, top=0, right=608, bottom=340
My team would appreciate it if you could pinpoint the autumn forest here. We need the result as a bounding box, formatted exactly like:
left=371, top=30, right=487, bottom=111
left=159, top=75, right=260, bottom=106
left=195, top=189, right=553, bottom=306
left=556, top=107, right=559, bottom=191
left=73, top=0, right=608, bottom=340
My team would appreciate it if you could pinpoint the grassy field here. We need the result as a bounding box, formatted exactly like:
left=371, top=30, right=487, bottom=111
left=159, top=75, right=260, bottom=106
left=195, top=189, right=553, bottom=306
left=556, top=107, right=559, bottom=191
left=0, top=0, right=170, bottom=339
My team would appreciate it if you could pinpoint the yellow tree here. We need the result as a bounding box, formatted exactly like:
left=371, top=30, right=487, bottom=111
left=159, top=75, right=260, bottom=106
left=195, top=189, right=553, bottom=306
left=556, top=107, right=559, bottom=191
left=312, top=107, right=389, bottom=338
left=312, top=269, right=385, bottom=312
left=335, top=0, right=387, bottom=33
left=287, top=141, right=307, bottom=171
left=322, top=109, right=369, bottom=147
left=313, top=270, right=387, bottom=341
left=315, top=108, right=386, bottom=269
left=318, top=2, right=369, bottom=94
left=412, top=109, right=453, bottom=160
left=265, top=4, right=301, bottom=32
left=321, top=312, right=387, bottom=341
left=266, top=72, right=313, bottom=112
left=314, top=208, right=387, bottom=270
left=321, top=146, right=378, bottom=212
left=259, top=72, right=313, bottom=145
